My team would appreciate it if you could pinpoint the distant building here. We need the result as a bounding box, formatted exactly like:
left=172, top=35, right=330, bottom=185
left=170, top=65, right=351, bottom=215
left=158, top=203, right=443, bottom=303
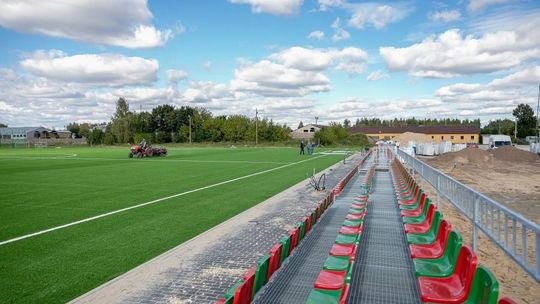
left=0, top=127, right=71, bottom=140
left=0, top=127, right=49, bottom=140
left=348, top=125, right=480, bottom=144
left=290, top=124, right=324, bottom=140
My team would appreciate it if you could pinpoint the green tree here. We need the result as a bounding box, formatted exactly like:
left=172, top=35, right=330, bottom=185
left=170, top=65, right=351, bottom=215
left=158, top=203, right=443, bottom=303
left=110, top=98, right=134, bottom=143
left=103, top=131, right=115, bottom=145
left=481, top=119, right=515, bottom=135
left=297, top=121, right=304, bottom=129
left=223, top=115, right=250, bottom=142
left=512, top=103, right=536, bottom=138
left=67, top=122, right=80, bottom=138
left=88, top=129, right=104, bottom=145
left=0, top=123, right=7, bottom=127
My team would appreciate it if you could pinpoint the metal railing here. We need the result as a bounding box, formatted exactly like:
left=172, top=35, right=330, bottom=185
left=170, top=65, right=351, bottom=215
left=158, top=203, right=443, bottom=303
left=396, top=148, right=540, bottom=282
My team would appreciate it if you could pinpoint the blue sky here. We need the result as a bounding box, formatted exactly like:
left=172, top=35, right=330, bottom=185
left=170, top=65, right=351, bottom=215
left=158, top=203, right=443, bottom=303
left=0, top=0, right=539, bottom=129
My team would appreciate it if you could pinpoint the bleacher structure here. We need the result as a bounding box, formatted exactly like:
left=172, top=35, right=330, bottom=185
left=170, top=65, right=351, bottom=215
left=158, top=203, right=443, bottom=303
left=215, top=147, right=519, bottom=304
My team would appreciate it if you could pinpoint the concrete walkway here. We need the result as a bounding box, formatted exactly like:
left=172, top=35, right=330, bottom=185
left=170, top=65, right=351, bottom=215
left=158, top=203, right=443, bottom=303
left=71, top=153, right=366, bottom=304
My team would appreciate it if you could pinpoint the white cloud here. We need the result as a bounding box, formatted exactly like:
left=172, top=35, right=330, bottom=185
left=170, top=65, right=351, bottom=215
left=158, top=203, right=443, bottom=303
left=318, top=0, right=345, bottom=11
left=429, top=10, right=461, bottom=22
left=331, top=18, right=350, bottom=42
left=380, top=27, right=540, bottom=78
left=434, top=66, right=540, bottom=117
left=20, top=50, right=158, bottom=87
left=183, top=81, right=233, bottom=104
left=203, top=61, right=212, bottom=70
left=437, top=66, right=540, bottom=100
left=166, top=69, right=188, bottom=85
left=308, top=30, right=325, bottom=40
left=318, top=1, right=411, bottom=30
left=231, top=46, right=368, bottom=97
left=467, top=0, right=513, bottom=13
left=270, top=46, right=367, bottom=73
left=366, top=70, right=390, bottom=81
left=320, top=98, right=447, bottom=121
left=229, top=0, right=304, bottom=15
left=0, top=0, right=174, bottom=48
left=347, top=3, right=411, bottom=30
left=231, top=60, right=331, bottom=97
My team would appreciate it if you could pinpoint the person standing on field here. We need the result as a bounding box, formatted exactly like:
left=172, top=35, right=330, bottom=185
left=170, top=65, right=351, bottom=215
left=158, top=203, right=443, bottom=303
left=300, top=140, right=305, bottom=155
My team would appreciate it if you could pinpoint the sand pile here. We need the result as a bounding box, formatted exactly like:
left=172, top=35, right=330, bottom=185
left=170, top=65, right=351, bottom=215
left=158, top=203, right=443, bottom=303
left=435, top=147, right=493, bottom=165
left=430, top=146, right=540, bottom=167
left=490, top=146, right=540, bottom=162
left=394, top=132, right=432, bottom=144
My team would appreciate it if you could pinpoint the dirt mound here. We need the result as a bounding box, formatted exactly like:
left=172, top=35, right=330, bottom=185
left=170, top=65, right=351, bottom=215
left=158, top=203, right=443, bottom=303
left=434, top=147, right=493, bottom=165
left=489, top=146, right=540, bottom=162
left=394, top=132, right=432, bottom=145
left=429, top=147, right=540, bottom=169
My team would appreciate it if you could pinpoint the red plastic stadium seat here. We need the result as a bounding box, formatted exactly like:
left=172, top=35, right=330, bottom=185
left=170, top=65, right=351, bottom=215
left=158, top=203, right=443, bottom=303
left=339, top=284, right=350, bottom=304
left=400, top=190, right=423, bottom=206
left=409, top=220, right=451, bottom=259
left=351, top=203, right=366, bottom=209
left=305, top=216, right=312, bottom=234
left=339, top=226, right=362, bottom=235
left=498, top=297, right=518, bottom=304
left=404, top=205, right=438, bottom=234
left=329, top=244, right=356, bottom=257
left=314, top=270, right=347, bottom=290
left=346, top=213, right=364, bottom=221
left=401, top=198, right=427, bottom=217
left=288, top=228, right=300, bottom=254
left=233, top=267, right=256, bottom=304
left=266, top=243, right=283, bottom=281
left=398, top=184, right=418, bottom=198
left=418, top=245, right=478, bottom=304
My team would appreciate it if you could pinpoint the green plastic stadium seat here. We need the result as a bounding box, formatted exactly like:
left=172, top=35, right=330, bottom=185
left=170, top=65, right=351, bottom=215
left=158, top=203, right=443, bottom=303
left=414, top=230, right=462, bottom=278
left=306, top=288, right=342, bottom=304
left=334, top=234, right=358, bottom=245
left=464, top=265, right=499, bottom=304
left=323, top=256, right=350, bottom=271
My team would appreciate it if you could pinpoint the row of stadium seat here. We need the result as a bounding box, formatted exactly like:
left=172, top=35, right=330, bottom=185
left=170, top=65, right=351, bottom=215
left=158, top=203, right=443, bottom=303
left=215, top=154, right=370, bottom=304
left=305, top=165, right=376, bottom=304
left=390, top=158, right=517, bottom=304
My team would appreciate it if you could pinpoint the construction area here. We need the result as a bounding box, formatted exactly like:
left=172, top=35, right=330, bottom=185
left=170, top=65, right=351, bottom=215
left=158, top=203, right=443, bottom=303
left=71, top=147, right=539, bottom=303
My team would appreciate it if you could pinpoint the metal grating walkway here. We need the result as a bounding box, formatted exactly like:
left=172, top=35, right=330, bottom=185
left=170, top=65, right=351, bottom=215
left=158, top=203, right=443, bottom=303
left=254, top=164, right=370, bottom=304
left=346, top=169, right=421, bottom=304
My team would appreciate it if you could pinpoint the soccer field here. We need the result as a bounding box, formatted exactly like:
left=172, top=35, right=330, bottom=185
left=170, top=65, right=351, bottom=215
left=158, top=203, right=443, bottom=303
left=0, top=146, right=346, bottom=303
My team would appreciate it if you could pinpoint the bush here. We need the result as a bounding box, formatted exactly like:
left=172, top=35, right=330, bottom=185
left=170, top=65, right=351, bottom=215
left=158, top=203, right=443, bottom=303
left=314, top=123, right=370, bottom=147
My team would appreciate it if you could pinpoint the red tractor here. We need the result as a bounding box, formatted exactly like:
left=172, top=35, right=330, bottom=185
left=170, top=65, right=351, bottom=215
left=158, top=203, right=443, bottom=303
left=128, top=145, right=167, bottom=158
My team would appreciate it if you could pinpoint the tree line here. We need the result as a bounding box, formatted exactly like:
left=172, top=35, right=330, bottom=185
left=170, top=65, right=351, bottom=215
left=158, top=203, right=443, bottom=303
left=68, top=98, right=292, bottom=145
left=480, top=104, right=538, bottom=141
left=347, top=117, right=481, bottom=128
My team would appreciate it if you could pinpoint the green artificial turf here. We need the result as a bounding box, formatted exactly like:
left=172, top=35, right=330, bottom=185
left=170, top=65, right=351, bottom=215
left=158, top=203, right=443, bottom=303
left=0, top=146, right=346, bottom=303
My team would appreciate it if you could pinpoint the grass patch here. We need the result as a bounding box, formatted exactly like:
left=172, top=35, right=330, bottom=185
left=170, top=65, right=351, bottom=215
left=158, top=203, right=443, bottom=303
left=0, top=146, right=346, bottom=303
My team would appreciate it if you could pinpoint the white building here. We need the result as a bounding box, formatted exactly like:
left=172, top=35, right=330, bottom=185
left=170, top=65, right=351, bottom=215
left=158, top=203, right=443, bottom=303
left=290, top=124, right=324, bottom=140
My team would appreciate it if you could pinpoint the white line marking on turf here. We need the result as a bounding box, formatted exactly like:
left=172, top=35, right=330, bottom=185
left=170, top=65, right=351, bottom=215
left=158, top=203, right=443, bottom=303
left=0, top=156, right=290, bottom=165
left=0, top=155, right=327, bottom=246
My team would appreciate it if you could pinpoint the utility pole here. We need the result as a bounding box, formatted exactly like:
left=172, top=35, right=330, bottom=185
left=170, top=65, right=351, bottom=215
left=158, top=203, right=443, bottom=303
left=536, top=83, right=540, bottom=142
left=514, top=119, right=517, bottom=140
left=315, top=116, right=319, bottom=125
left=255, top=108, right=258, bottom=145
left=189, top=115, right=192, bottom=144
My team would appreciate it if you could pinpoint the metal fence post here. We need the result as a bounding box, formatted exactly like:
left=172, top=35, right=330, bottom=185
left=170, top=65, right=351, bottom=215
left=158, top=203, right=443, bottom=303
left=436, top=175, right=440, bottom=209
left=537, top=232, right=540, bottom=279
left=473, top=195, right=478, bottom=252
